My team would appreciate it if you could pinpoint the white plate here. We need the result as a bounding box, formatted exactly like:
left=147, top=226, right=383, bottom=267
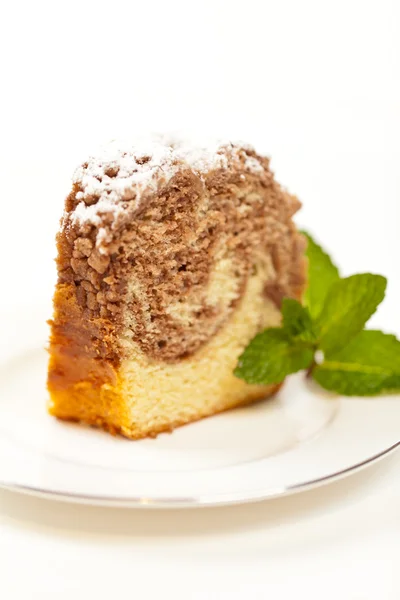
left=0, top=310, right=399, bottom=508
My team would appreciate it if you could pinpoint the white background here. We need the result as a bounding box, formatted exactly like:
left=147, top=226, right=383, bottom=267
left=0, top=0, right=399, bottom=598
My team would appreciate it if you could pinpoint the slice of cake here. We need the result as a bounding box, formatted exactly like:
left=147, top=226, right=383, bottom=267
left=47, top=135, right=306, bottom=439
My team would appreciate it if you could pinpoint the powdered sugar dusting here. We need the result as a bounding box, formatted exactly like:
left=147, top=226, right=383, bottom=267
left=244, top=155, right=264, bottom=173
left=69, top=134, right=265, bottom=251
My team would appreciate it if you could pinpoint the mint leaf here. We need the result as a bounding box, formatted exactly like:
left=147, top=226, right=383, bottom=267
left=316, top=273, right=387, bottom=355
left=281, top=298, right=316, bottom=342
left=302, top=231, right=340, bottom=319
left=312, top=330, right=400, bottom=395
left=234, top=328, right=314, bottom=385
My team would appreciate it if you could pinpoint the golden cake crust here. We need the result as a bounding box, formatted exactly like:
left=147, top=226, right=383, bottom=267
left=48, top=282, right=284, bottom=439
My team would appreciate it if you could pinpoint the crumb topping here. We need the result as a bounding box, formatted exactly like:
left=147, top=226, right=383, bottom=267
left=54, top=135, right=306, bottom=364
left=70, top=134, right=264, bottom=229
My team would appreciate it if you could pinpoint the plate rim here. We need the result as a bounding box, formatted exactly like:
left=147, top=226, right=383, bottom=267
left=1, top=440, right=399, bottom=508
left=1, top=340, right=400, bottom=509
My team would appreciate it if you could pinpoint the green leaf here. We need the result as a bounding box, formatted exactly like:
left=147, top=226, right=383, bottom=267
left=234, top=328, right=315, bottom=385
left=312, top=330, right=400, bottom=395
left=301, top=231, right=340, bottom=320
left=281, top=298, right=316, bottom=342
left=316, top=273, right=387, bottom=355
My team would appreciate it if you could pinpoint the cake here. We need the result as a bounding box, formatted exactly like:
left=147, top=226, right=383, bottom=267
left=47, top=135, right=306, bottom=439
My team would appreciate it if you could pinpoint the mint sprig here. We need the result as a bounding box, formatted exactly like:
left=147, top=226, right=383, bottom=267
left=234, top=232, right=400, bottom=396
